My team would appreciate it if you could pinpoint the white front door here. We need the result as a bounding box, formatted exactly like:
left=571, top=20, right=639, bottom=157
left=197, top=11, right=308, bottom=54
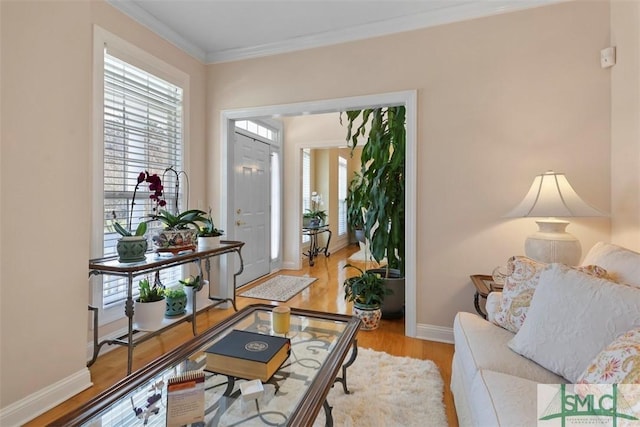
left=234, top=132, right=270, bottom=286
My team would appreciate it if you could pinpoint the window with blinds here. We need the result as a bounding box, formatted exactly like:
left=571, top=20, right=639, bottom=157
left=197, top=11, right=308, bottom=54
left=338, top=156, right=348, bottom=236
left=102, top=51, right=184, bottom=307
left=302, top=149, right=311, bottom=243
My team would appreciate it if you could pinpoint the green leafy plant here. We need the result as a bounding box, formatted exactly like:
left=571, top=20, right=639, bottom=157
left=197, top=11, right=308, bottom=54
left=137, top=278, right=164, bottom=303
left=197, top=209, right=224, bottom=237
left=148, top=209, right=208, bottom=231
left=179, top=275, right=201, bottom=288
left=346, top=172, right=366, bottom=231
left=343, top=106, right=406, bottom=275
left=164, top=286, right=186, bottom=299
left=112, top=171, right=166, bottom=237
left=343, top=264, right=391, bottom=307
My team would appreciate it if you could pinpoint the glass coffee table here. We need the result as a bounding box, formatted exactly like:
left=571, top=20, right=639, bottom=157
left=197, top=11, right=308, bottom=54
left=51, top=304, right=361, bottom=426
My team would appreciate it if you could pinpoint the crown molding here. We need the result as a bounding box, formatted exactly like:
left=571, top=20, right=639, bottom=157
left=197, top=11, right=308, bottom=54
left=108, top=0, right=565, bottom=65
left=107, top=0, right=207, bottom=62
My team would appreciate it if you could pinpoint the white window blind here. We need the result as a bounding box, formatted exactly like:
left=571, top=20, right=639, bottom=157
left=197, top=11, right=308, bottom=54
left=102, top=51, right=184, bottom=307
left=302, top=149, right=311, bottom=243
left=338, top=156, right=348, bottom=236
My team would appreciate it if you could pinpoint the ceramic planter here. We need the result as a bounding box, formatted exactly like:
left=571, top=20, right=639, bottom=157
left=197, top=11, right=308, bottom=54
left=134, top=298, right=165, bottom=331
left=152, top=229, right=198, bottom=253
left=352, top=303, right=382, bottom=331
left=165, top=294, right=187, bottom=317
left=185, top=279, right=210, bottom=312
left=197, top=235, right=222, bottom=250
left=116, top=236, right=148, bottom=263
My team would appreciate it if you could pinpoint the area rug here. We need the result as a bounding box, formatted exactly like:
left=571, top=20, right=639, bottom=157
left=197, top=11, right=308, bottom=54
left=313, top=347, right=447, bottom=426
left=239, top=275, right=317, bottom=302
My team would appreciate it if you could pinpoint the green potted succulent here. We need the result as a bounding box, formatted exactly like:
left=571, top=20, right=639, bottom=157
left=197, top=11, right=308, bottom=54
left=197, top=208, right=224, bottom=250
left=343, top=264, right=391, bottom=330
left=111, top=171, right=165, bottom=262
left=148, top=209, right=209, bottom=252
left=179, top=275, right=210, bottom=310
left=134, top=278, right=165, bottom=331
left=164, top=286, right=187, bottom=317
left=343, top=106, right=406, bottom=319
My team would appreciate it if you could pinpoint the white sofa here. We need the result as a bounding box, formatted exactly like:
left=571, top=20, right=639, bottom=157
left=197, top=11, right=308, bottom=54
left=451, top=242, right=640, bottom=427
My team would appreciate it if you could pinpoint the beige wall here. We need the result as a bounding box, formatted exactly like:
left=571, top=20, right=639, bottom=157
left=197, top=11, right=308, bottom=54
left=611, top=0, right=640, bottom=250
left=3, top=0, right=639, bottom=422
left=208, top=1, right=613, bottom=330
left=0, top=0, right=206, bottom=416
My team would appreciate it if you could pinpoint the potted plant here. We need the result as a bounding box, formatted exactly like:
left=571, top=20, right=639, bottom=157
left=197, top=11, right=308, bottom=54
left=112, top=171, right=166, bottom=263
left=303, top=191, right=327, bottom=227
left=343, top=107, right=406, bottom=318
left=148, top=209, right=208, bottom=252
left=343, top=264, right=391, bottom=330
left=134, top=278, right=165, bottom=331
left=179, top=275, right=210, bottom=311
left=197, top=208, right=224, bottom=250
left=164, top=285, right=187, bottom=317
left=346, top=172, right=366, bottom=243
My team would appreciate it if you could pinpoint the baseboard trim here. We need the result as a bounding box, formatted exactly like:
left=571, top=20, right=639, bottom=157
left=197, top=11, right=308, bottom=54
left=0, top=368, right=92, bottom=427
left=416, top=322, right=454, bottom=344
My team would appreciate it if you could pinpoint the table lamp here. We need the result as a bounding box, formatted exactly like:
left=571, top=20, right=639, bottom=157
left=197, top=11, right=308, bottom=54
left=505, top=171, right=604, bottom=265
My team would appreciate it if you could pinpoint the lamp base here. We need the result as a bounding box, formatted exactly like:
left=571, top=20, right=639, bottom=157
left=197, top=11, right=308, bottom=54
left=524, top=219, right=581, bottom=266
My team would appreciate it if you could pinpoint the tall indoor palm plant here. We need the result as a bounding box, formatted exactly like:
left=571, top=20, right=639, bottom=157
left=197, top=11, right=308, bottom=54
left=343, top=106, right=406, bottom=318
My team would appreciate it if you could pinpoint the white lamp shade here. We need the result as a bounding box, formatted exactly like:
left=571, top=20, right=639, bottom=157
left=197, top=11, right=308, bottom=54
left=505, top=171, right=605, bottom=265
left=505, top=171, right=604, bottom=218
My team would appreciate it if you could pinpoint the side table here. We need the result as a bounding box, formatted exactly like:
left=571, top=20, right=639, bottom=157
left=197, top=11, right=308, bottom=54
left=470, top=274, right=503, bottom=319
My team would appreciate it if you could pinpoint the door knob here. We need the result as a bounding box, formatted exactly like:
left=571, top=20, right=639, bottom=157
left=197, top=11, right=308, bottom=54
left=236, top=220, right=246, bottom=226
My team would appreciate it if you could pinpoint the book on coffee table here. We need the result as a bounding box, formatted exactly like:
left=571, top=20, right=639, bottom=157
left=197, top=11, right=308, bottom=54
left=205, top=330, right=291, bottom=382
left=166, top=370, right=205, bottom=427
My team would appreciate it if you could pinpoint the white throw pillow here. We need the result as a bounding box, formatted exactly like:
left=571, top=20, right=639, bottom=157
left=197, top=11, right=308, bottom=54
left=508, top=264, right=640, bottom=383
left=581, top=242, right=640, bottom=287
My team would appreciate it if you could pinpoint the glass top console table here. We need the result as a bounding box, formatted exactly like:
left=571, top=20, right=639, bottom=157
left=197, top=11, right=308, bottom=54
left=52, top=304, right=361, bottom=427
left=88, top=241, right=245, bottom=375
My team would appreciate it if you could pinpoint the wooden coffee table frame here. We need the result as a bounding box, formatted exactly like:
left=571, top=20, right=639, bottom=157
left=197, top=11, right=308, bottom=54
left=51, top=304, right=361, bottom=427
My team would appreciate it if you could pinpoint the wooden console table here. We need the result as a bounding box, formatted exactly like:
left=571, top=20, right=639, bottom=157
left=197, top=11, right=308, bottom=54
left=88, top=241, right=244, bottom=374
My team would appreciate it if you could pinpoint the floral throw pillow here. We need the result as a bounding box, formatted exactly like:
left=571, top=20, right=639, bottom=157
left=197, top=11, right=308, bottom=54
left=492, top=256, right=608, bottom=333
left=578, top=328, right=640, bottom=384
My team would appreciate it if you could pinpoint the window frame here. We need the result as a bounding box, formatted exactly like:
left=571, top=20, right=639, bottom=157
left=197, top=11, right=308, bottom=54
left=92, top=26, right=190, bottom=325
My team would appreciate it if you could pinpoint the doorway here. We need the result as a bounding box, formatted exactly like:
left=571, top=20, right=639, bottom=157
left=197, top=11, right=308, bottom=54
left=221, top=90, right=418, bottom=338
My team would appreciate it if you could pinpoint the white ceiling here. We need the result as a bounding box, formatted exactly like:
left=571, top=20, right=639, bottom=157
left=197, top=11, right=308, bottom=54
left=108, top=0, right=562, bottom=64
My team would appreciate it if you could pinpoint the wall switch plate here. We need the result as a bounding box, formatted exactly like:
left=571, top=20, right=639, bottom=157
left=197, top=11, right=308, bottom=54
left=600, top=47, right=616, bottom=68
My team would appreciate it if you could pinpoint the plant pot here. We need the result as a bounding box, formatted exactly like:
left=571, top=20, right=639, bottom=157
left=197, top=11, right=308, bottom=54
left=197, top=235, right=222, bottom=250
left=353, top=303, right=382, bottom=331
left=367, top=268, right=405, bottom=319
left=116, top=236, right=148, bottom=263
left=165, top=294, right=187, bottom=317
left=152, top=229, right=197, bottom=253
left=134, top=298, right=165, bottom=331
left=185, top=279, right=210, bottom=312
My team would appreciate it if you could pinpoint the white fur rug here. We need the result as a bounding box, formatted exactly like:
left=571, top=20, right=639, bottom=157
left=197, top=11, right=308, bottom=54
left=313, top=348, right=447, bottom=426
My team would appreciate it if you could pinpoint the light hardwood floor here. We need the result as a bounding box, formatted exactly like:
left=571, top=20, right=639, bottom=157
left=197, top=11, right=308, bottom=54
left=26, top=245, right=458, bottom=426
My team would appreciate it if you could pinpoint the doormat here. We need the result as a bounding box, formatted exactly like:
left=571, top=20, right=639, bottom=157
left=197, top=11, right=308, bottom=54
left=239, top=275, right=317, bottom=302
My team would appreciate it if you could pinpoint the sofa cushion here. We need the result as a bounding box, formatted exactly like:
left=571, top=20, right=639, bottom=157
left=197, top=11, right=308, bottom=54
left=577, top=327, right=640, bottom=384
left=454, top=312, right=566, bottom=385
left=508, top=264, right=640, bottom=383
left=469, top=369, right=540, bottom=427
left=581, top=241, right=640, bottom=287
left=493, top=256, right=608, bottom=333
